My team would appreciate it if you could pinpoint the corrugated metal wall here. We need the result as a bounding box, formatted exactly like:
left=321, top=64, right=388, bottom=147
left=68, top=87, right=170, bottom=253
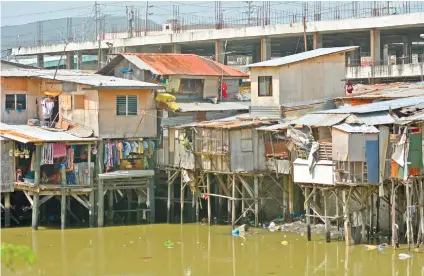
left=0, top=141, right=14, bottom=193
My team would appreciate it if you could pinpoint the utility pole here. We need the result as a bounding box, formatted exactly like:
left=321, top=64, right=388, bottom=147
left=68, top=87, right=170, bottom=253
left=95, top=1, right=102, bottom=70
left=144, top=2, right=153, bottom=36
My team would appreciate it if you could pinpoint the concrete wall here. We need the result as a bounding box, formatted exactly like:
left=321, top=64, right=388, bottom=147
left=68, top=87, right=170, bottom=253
left=251, top=53, right=346, bottom=106
left=250, top=66, right=280, bottom=106
left=346, top=62, right=424, bottom=80
left=97, top=89, right=157, bottom=138
left=1, top=77, right=41, bottom=124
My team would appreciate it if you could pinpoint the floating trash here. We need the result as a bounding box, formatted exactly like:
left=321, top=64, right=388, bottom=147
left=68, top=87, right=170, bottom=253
left=281, top=241, right=288, bottom=246
left=164, top=240, right=174, bottom=248
left=398, top=253, right=411, bottom=260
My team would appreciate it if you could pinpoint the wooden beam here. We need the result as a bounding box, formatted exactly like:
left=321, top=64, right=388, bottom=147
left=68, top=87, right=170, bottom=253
left=215, top=174, right=231, bottom=197
left=23, top=191, right=34, bottom=206
left=237, top=175, right=254, bottom=198
left=39, top=195, right=53, bottom=206
left=98, top=179, right=104, bottom=227
left=254, top=175, right=259, bottom=227
left=323, top=190, right=330, bottom=243
left=60, top=166, right=67, bottom=230
left=343, top=188, right=352, bottom=246
left=32, top=144, right=41, bottom=230
left=4, top=193, right=10, bottom=227
left=305, top=188, right=311, bottom=241
left=207, top=173, right=211, bottom=226
left=231, top=174, right=236, bottom=228
left=72, top=194, right=89, bottom=210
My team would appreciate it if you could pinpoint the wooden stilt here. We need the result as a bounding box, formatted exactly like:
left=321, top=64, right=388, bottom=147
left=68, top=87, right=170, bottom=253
left=231, top=174, right=236, bottom=228
left=167, top=170, right=172, bottom=223
left=149, top=177, right=155, bottom=223
left=288, top=173, right=294, bottom=215
left=369, top=191, right=374, bottom=240
left=108, top=191, right=114, bottom=224
left=97, top=179, right=104, bottom=227
left=181, top=172, right=184, bottom=225
left=127, top=190, right=132, bottom=224
left=406, top=182, right=411, bottom=252
left=4, top=192, right=11, bottom=227
left=282, top=176, right=288, bottom=218
left=241, top=181, right=245, bottom=219
left=336, top=190, right=340, bottom=231
left=87, top=144, right=95, bottom=228
left=323, top=190, right=330, bottom=243
left=60, top=166, right=67, bottom=230
left=419, top=180, right=424, bottom=249
left=361, top=188, right=367, bottom=244
left=32, top=144, right=41, bottom=230
left=343, top=189, right=352, bottom=246
left=391, top=180, right=398, bottom=249
left=218, top=182, right=223, bottom=221
left=376, top=193, right=380, bottom=233
left=227, top=175, right=231, bottom=225
left=207, top=173, right=211, bottom=226
left=305, top=188, right=311, bottom=241
left=196, top=190, right=199, bottom=223
left=254, top=175, right=259, bottom=227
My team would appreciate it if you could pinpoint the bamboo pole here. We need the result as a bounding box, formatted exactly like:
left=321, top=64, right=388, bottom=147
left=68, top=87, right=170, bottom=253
left=167, top=170, right=172, bottom=223
left=406, top=182, right=411, bottom=252
left=254, top=175, right=259, bottom=227
left=181, top=172, right=184, bottom=225
left=324, top=190, right=330, bottom=243
left=305, top=187, right=311, bottom=241
left=343, top=189, right=352, bottom=246
left=97, top=178, right=104, bottom=227
left=231, top=174, right=236, bottom=228
left=4, top=193, right=10, bottom=227
left=419, top=179, right=424, bottom=249
left=32, top=144, right=41, bottom=230
left=207, top=173, right=211, bottom=226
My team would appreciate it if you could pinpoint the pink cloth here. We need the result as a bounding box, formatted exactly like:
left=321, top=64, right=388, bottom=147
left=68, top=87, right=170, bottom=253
left=53, top=143, right=67, bottom=158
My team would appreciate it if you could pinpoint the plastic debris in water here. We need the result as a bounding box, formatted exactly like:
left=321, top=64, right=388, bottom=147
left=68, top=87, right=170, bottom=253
left=281, top=241, right=288, bottom=246
left=398, top=253, right=411, bottom=260
left=164, top=240, right=174, bottom=248
left=365, top=245, right=378, bottom=251
left=378, top=247, right=384, bottom=252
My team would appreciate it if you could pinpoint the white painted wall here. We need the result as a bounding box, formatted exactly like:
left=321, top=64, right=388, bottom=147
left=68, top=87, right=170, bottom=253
left=346, top=62, right=424, bottom=79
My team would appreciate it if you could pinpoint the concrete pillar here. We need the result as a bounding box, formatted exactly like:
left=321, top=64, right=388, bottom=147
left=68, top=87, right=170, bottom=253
left=66, top=52, right=74, bottom=70
left=383, top=44, right=389, bottom=65
left=313, top=32, right=323, bottom=49
left=76, top=52, right=82, bottom=70
left=252, top=44, right=261, bottom=64
left=402, top=36, right=412, bottom=64
left=37, top=54, right=44, bottom=68
left=98, top=50, right=107, bottom=69
left=370, top=28, right=381, bottom=65
left=172, top=44, right=181, bottom=54
left=215, top=40, right=225, bottom=63
left=260, top=37, right=271, bottom=61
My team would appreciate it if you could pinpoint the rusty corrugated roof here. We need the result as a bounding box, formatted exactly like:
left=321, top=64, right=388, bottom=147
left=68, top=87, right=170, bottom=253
left=122, top=53, right=249, bottom=77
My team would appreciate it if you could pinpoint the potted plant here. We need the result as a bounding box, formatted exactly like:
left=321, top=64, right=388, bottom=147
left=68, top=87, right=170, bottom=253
left=14, top=149, right=20, bottom=157
left=19, top=151, right=25, bottom=158
left=9, top=149, right=13, bottom=157
left=23, top=149, right=30, bottom=159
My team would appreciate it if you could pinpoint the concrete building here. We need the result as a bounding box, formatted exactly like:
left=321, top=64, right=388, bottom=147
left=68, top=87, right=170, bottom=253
left=9, top=7, right=424, bottom=83
left=247, top=47, right=357, bottom=106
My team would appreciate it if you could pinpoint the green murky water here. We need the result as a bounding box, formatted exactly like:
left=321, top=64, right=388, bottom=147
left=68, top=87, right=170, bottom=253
left=2, top=224, right=423, bottom=275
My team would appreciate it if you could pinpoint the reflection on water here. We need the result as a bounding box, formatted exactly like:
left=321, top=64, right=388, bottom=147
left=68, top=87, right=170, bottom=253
left=1, top=224, right=423, bottom=276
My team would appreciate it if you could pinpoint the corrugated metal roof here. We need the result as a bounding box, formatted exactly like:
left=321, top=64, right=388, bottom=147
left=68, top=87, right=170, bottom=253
left=179, top=116, right=273, bottom=129
left=402, top=112, right=424, bottom=121
left=1, top=69, right=162, bottom=89
left=256, top=121, right=293, bottom=131
left=0, top=123, right=97, bottom=144
left=247, top=46, right=357, bottom=68
left=98, top=170, right=154, bottom=180
left=281, top=98, right=336, bottom=119
left=333, top=123, right=380, bottom=133
left=316, top=96, right=424, bottom=114
left=337, top=82, right=424, bottom=100
left=345, top=112, right=395, bottom=126
left=101, top=53, right=249, bottom=77
left=178, top=102, right=250, bottom=112
left=249, top=106, right=281, bottom=119
left=291, top=113, right=349, bottom=127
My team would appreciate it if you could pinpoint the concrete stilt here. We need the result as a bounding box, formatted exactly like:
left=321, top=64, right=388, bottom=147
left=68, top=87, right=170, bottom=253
left=37, top=54, right=44, bottom=68
left=66, top=52, right=74, bottom=69
left=172, top=44, right=182, bottom=54
left=215, top=40, right=225, bottom=64
left=260, top=37, right=271, bottom=61
left=313, top=32, right=323, bottom=49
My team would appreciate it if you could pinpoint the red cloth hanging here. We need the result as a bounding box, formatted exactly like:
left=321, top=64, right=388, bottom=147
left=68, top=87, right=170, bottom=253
left=346, top=80, right=353, bottom=94
left=221, top=82, right=228, bottom=98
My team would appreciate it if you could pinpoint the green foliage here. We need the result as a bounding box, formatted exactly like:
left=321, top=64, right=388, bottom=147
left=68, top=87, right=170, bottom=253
left=1, top=243, right=36, bottom=272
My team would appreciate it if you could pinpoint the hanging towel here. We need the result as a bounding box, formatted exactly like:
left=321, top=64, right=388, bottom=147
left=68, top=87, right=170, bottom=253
left=66, top=148, right=75, bottom=171
left=53, top=143, right=67, bottom=158
left=123, top=141, right=131, bottom=157
left=42, top=143, right=54, bottom=165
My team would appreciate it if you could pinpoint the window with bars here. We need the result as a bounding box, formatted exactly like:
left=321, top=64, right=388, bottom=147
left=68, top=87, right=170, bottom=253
left=258, top=76, right=272, bottom=97
left=5, top=94, right=26, bottom=110
left=116, top=95, right=138, bottom=116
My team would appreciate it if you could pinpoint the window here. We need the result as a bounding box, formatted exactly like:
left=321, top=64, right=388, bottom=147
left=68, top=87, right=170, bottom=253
left=5, top=94, right=26, bottom=110
left=258, top=76, right=272, bottom=97
left=116, top=95, right=138, bottom=116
